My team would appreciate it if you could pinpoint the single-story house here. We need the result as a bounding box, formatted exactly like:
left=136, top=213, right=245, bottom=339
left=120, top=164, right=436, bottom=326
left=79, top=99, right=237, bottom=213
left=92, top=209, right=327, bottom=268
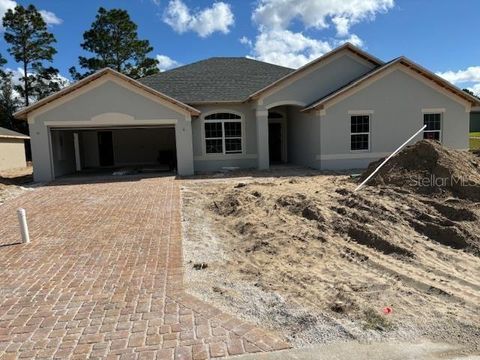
left=14, top=43, right=480, bottom=182
left=471, top=107, right=480, bottom=132
left=0, top=127, right=29, bottom=172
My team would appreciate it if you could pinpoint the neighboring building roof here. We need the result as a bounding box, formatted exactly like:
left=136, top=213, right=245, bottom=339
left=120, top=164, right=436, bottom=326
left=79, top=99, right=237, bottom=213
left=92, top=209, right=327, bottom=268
left=248, top=43, right=384, bottom=101
left=303, top=56, right=480, bottom=112
left=138, top=57, right=294, bottom=104
left=14, top=68, right=201, bottom=120
left=0, top=127, right=29, bottom=140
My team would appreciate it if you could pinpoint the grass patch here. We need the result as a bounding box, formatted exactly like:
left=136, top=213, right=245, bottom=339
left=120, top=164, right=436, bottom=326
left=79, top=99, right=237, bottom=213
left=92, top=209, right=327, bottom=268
left=362, top=308, right=395, bottom=331
left=470, top=132, right=480, bottom=150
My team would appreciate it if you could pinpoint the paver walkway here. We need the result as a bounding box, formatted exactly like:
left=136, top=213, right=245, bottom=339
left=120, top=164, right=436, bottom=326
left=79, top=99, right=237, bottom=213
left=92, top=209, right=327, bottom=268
left=0, top=176, right=288, bottom=359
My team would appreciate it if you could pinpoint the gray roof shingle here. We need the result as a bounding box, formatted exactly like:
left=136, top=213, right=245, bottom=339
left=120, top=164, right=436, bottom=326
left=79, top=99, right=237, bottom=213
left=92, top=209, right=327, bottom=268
left=0, top=127, right=29, bottom=139
left=138, top=57, right=294, bottom=104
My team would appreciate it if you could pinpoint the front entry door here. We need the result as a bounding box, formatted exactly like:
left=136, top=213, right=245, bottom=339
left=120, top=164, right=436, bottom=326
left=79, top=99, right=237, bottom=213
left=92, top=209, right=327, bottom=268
left=98, top=131, right=114, bottom=166
left=268, top=123, right=282, bottom=163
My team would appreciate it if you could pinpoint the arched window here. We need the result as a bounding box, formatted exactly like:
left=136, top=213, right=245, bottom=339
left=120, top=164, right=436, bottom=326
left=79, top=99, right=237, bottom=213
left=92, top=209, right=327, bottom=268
left=205, top=113, right=241, bottom=120
left=204, top=112, right=243, bottom=154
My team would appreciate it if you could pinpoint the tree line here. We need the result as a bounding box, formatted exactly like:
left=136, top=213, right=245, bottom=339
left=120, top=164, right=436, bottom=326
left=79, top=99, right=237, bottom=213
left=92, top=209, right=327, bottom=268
left=0, top=4, right=160, bottom=134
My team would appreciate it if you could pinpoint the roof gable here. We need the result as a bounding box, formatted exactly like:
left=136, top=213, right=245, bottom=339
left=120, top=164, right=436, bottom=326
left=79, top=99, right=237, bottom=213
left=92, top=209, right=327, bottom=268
left=303, top=57, right=480, bottom=111
left=248, top=43, right=384, bottom=101
left=14, top=68, right=200, bottom=120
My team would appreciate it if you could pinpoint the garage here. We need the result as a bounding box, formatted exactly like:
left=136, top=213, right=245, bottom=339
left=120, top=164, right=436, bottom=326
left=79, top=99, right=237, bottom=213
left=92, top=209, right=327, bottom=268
left=50, top=126, right=177, bottom=178
left=14, top=68, right=199, bottom=182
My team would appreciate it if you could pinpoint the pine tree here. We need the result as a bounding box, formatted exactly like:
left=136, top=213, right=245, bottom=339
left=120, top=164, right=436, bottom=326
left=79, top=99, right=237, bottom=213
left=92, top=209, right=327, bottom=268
left=70, top=7, right=159, bottom=80
left=3, top=4, right=61, bottom=107
left=0, top=54, right=21, bottom=130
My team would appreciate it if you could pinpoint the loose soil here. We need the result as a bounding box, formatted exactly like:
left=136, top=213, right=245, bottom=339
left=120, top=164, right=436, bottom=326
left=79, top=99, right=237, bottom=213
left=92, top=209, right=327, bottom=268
left=0, top=166, right=34, bottom=204
left=182, top=142, right=480, bottom=352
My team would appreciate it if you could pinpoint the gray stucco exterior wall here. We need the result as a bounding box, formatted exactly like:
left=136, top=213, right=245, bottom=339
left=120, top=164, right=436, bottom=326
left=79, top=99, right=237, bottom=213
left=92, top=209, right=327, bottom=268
left=317, top=68, right=469, bottom=170
left=28, top=78, right=194, bottom=181
left=261, top=53, right=376, bottom=109
left=286, top=107, right=319, bottom=167
left=191, top=103, right=258, bottom=172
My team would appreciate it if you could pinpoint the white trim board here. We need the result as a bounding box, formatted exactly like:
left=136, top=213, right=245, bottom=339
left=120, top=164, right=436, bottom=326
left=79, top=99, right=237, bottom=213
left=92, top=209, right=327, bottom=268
left=27, top=74, right=196, bottom=123
left=194, top=154, right=257, bottom=161
left=44, top=119, right=178, bottom=128
left=316, top=152, right=390, bottom=161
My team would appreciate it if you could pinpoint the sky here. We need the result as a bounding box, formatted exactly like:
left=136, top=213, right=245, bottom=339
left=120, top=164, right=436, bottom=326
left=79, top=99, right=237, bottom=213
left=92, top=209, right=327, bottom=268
left=0, top=0, right=480, bottom=94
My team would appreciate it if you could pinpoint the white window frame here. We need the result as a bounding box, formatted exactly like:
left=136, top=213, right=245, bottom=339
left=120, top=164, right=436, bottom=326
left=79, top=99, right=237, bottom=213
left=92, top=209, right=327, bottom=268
left=203, top=112, right=244, bottom=156
left=350, top=114, right=371, bottom=152
left=423, top=112, right=442, bottom=142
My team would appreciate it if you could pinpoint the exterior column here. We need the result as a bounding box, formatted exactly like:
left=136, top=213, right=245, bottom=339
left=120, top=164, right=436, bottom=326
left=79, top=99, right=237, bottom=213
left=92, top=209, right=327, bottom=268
left=256, top=108, right=270, bottom=170
left=29, top=119, right=55, bottom=182
left=73, top=132, right=81, bottom=172
left=175, top=116, right=194, bottom=176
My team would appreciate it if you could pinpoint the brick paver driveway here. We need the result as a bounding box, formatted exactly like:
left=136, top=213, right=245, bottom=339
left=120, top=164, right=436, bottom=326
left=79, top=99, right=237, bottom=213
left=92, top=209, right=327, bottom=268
left=0, top=176, right=288, bottom=359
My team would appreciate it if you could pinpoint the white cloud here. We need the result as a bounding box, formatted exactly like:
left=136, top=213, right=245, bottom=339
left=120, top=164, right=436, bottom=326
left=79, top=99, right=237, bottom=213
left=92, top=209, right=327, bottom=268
left=39, top=10, right=63, bottom=25
left=253, top=0, right=394, bottom=36
left=163, top=0, right=234, bottom=37
left=0, top=0, right=63, bottom=29
left=239, top=36, right=252, bottom=47
left=470, top=84, right=480, bottom=96
left=250, top=29, right=332, bottom=68
left=0, top=0, right=16, bottom=29
left=248, top=0, right=394, bottom=68
left=437, top=66, right=480, bottom=96
left=5, top=67, right=69, bottom=101
left=156, top=54, right=181, bottom=71
left=437, top=67, right=480, bottom=84
left=8, top=67, right=70, bottom=86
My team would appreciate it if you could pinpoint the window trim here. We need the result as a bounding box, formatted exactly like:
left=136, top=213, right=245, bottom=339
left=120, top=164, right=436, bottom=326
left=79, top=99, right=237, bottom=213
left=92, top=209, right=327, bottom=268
left=350, top=113, right=371, bottom=152
left=201, top=110, right=245, bottom=156
left=423, top=112, right=442, bottom=142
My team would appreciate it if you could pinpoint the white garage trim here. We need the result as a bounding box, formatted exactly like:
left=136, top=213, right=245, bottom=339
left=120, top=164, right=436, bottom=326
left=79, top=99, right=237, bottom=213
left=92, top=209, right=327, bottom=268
left=44, top=119, right=178, bottom=128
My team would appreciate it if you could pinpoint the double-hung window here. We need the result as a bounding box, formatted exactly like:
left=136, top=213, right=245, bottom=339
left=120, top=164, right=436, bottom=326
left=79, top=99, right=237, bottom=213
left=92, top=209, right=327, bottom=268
left=204, top=113, right=243, bottom=154
left=423, top=113, right=441, bottom=141
left=350, top=115, right=370, bottom=151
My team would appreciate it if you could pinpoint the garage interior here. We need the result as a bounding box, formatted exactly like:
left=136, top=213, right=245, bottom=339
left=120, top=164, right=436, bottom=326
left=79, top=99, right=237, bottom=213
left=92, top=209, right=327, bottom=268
left=50, top=126, right=177, bottom=178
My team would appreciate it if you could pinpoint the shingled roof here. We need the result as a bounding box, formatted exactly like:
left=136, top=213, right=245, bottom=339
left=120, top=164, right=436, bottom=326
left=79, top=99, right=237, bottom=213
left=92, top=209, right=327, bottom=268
left=138, top=57, right=294, bottom=104
left=0, top=127, right=29, bottom=140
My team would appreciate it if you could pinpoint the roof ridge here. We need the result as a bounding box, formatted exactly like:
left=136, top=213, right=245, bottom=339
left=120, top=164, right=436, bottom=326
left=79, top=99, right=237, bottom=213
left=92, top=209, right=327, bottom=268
left=140, top=56, right=295, bottom=80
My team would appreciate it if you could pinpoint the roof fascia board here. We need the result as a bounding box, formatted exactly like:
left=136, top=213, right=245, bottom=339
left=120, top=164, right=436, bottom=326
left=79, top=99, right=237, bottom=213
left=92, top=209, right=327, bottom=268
left=16, top=68, right=200, bottom=121
left=28, top=76, right=111, bottom=123
left=400, top=58, right=480, bottom=106
left=303, top=60, right=478, bottom=112
left=303, top=61, right=401, bottom=111
left=0, top=134, right=30, bottom=140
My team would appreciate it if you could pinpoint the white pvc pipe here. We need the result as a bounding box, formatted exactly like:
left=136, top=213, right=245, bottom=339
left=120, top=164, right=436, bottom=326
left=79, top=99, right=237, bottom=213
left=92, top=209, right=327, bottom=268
left=17, top=208, right=30, bottom=244
left=355, top=125, right=427, bottom=192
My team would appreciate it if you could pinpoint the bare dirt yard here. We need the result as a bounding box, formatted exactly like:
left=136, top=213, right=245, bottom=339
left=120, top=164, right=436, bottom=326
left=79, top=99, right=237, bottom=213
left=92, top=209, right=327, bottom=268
left=181, top=141, right=480, bottom=354
left=0, top=165, right=34, bottom=204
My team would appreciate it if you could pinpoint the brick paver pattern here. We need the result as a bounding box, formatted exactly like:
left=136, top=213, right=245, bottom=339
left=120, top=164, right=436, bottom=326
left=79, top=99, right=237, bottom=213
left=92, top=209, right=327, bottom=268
left=0, top=177, right=289, bottom=359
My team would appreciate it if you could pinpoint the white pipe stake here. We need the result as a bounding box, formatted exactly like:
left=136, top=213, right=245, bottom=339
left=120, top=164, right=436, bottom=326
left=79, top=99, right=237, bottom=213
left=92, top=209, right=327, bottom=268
left=17, top=208, right=30, bottom=244
left=355, top=125, right=427, bottom=192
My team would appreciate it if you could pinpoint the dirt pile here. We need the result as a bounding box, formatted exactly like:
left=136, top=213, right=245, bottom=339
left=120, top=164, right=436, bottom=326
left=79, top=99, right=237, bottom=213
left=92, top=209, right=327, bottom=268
left=361, top=140, right=480, bottom=200
left=183, top=171, right=480, bottom=349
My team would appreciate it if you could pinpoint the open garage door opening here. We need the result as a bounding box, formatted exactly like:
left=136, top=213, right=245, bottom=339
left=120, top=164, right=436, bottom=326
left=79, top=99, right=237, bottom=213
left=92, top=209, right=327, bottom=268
left=50, top=126, right=177, bottom=178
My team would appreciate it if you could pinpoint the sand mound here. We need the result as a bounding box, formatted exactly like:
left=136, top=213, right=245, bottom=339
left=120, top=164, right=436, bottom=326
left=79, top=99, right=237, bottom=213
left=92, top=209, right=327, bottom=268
left=183, top=174, right=480, bottom=349
left=361, top=140, right=480, bottom=200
